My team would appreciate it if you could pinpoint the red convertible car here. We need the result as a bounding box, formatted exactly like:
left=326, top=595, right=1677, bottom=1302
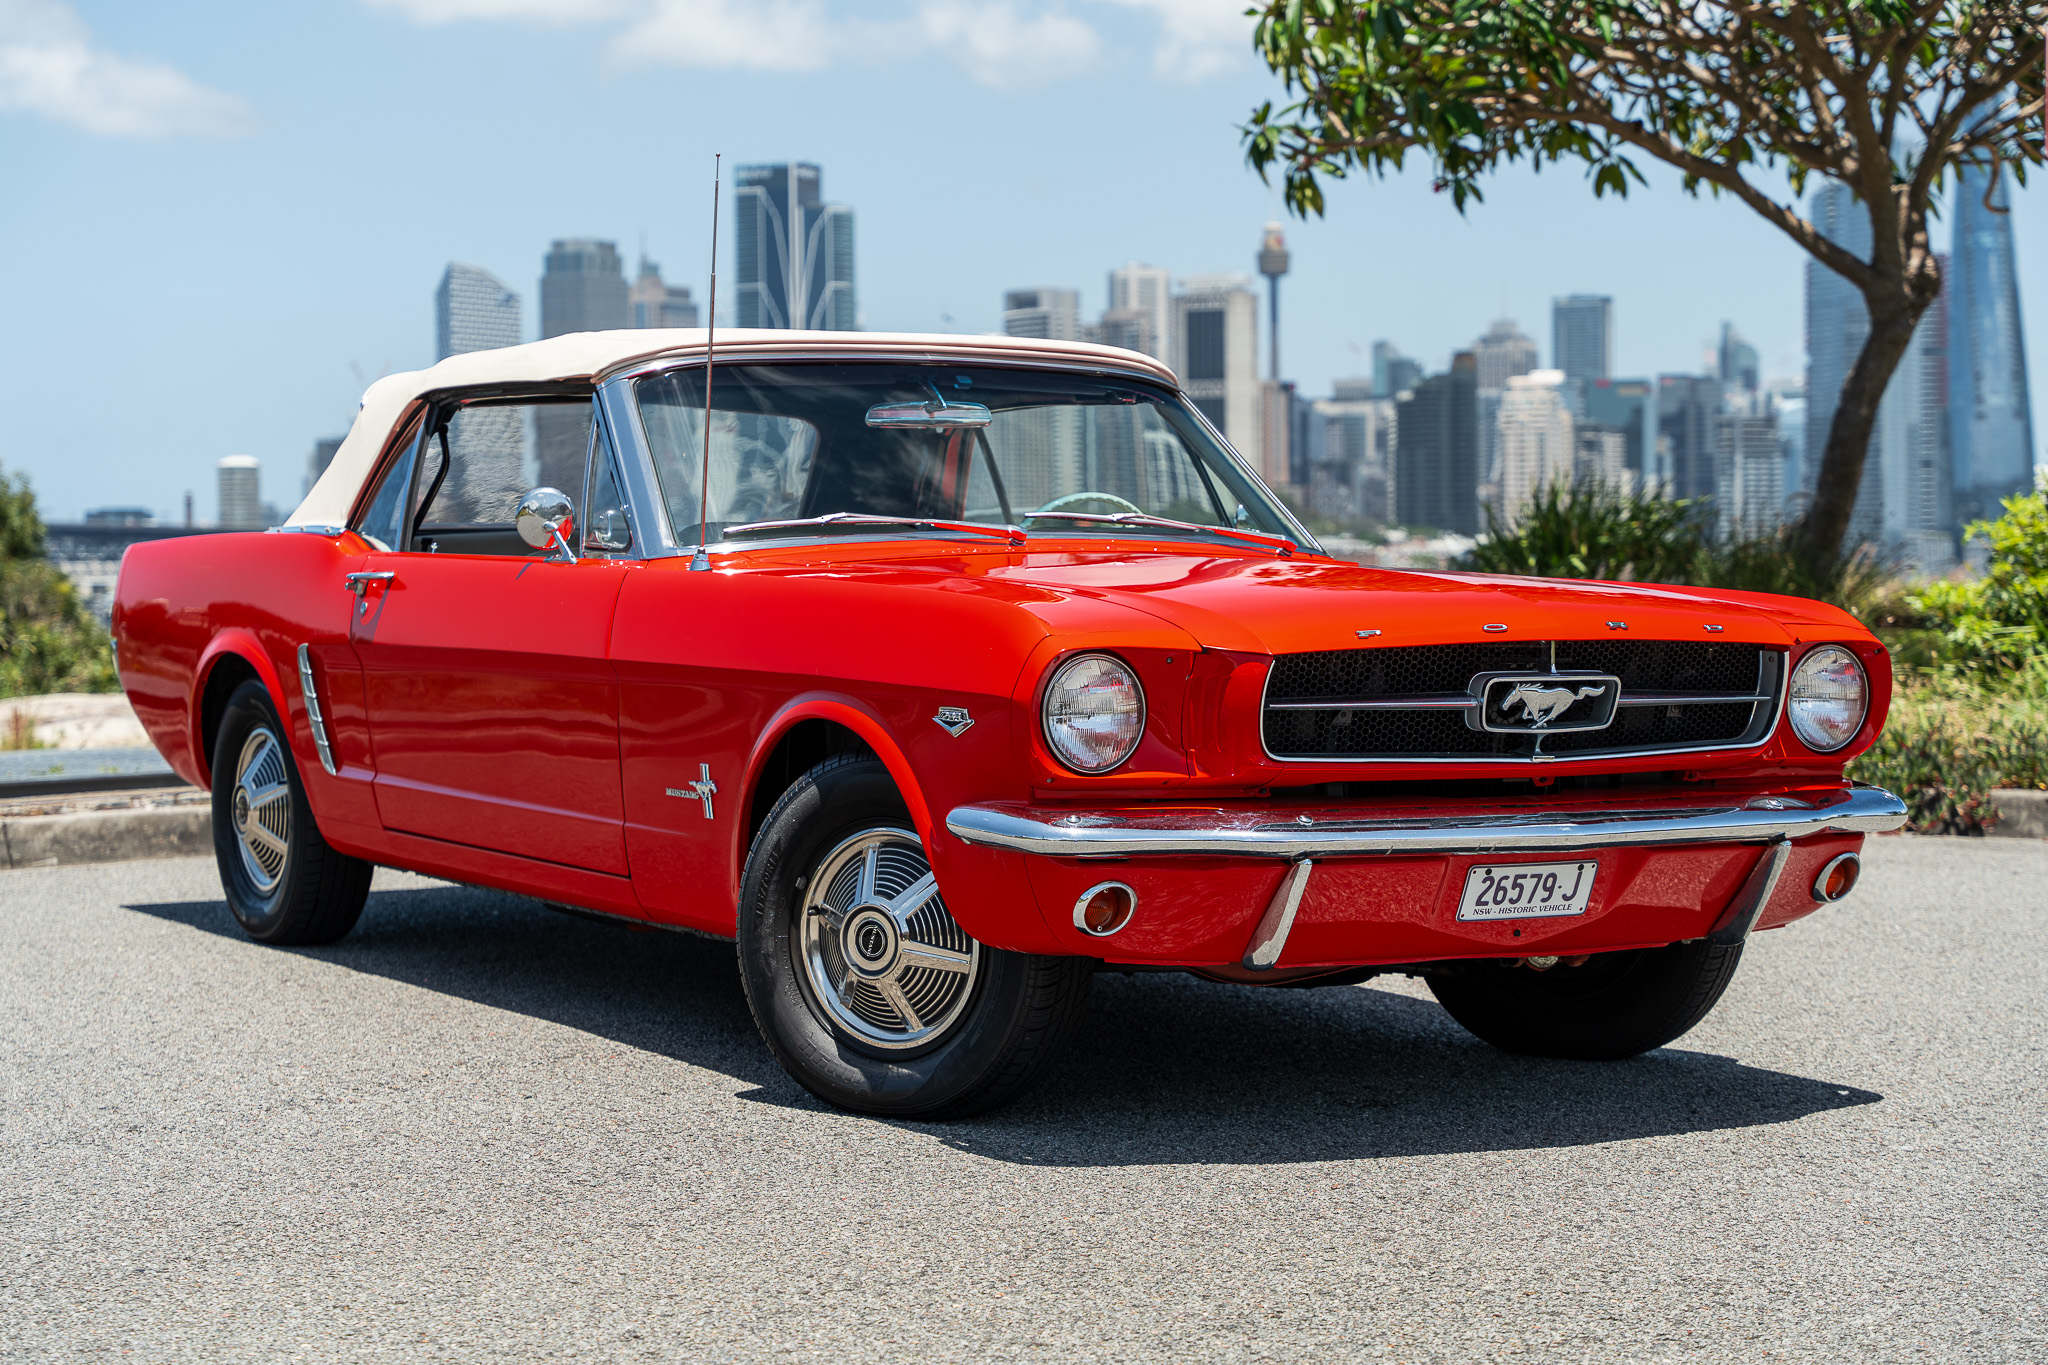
left=115, top=329, right=1905, bottom=1116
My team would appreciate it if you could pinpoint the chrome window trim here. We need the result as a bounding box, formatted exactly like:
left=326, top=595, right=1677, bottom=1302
left=1256, top=644, right=1791, bottom=765
left=596, top=374, right=685, bottom=559
left=579, top=394, right=643, bottom=560
left=596, top=353, right=1322, bottom=558
left=597, top=346, right=1177, bottom=389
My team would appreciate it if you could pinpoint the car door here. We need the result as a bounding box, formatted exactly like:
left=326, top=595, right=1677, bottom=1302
left=346, top=390, right=633, bottom=875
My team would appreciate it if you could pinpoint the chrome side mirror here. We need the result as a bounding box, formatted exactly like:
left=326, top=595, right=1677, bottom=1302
left=515, top=487, right=578, bottom=561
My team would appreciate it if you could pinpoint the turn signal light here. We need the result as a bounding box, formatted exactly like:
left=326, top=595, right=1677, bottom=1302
left=1073, top=881, right=1136, bottom=937
left=1813, top=852, right=1861, bottom=903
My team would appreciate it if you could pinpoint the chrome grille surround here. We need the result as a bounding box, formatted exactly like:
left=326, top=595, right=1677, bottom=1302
left=1261, top=640, right=1787, bottom=763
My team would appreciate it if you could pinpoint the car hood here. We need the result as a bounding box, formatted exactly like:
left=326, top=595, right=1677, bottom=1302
left=983, top=550, right=1866, bottom=654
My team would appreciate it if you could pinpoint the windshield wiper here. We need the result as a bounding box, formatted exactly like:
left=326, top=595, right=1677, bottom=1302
left=721, top=511, right=1025, bottom=545
left=1023, top=511, right=1295, bottom=557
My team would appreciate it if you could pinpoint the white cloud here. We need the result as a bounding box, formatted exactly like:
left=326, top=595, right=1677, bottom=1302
left=364, top=0, right=633, bottom=24
left=916, top=1, right=1099, bottom=90
left=612, top=0, right=839, bottom=74
left=363, top=0, right=1232, bottom=87
left=1104, top=0, right=1254, bottom=80
left=0, top=0, right=251, bottom=138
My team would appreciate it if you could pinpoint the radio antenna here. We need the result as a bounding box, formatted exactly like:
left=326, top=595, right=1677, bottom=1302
left=692, top=153, right=721, bottom=571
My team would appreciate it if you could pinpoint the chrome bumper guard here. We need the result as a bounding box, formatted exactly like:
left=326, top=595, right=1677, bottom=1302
left=945, top=784, right=1908, bottom=860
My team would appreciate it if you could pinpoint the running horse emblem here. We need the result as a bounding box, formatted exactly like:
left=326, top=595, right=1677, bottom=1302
left=1500, top=682, right=1609, bottom=728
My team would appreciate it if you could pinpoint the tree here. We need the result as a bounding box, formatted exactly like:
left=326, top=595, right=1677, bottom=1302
left=1245, top=1, right=2046, bottom=574
left=0, top=465, right=117, bottom=697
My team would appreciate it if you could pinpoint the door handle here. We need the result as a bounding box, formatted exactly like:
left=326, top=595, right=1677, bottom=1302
left=344, top=571, right=395, bottom=616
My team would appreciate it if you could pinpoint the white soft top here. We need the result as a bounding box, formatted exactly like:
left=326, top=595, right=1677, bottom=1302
left=289, top=329, right=1181, bottom=527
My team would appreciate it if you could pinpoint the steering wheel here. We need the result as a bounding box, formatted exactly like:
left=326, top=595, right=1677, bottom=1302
left=1031, top=491, right=1146, bottom=517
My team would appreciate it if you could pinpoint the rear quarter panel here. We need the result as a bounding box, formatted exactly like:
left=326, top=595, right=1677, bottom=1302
left=115, top=532, right=367, bottom=824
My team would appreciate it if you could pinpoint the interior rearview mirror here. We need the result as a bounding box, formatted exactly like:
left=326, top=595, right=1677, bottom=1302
left=866, top=399, right=992, bottom=430
left=515, top=487, right=578, bottom=560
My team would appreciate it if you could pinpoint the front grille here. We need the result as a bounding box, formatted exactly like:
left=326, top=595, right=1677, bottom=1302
left=1264, top=640, right=1782, bottom=761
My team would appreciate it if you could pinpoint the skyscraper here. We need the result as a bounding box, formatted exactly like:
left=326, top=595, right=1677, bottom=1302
left=1473, top=319, right=1539, bottom=392
left=1715, top=411, right=1785, bottom=535
left=1807, top=180, right=1954, bottom=562
left=1395, top=352, right=1480, bottom=533
left=734, top=162, right=857, bottom=331
left=1717, top=322, right=1760, bottom=395
left=540, top=239, right=629, bottom=337
left=1173, top=274, right=1261, bottom=470
left=1552, top=295, right=1614, bottom=385
left=1002, top=288, right=1081, bottom=341
left=1949, top=161, right=2036, bottom=524
left=1372, top=342, right=1423, bottom=399
left=218, top=455, right=263, bottom=530
left=1310, top=393, right=1396, bottom=524
left=1583, top=378, right=1655, bottom=483
left=1473, top=318, right=1540, bottom=489
left=435, top=263, right=521, bottom=360
left=630, top=258, right=700, bottom=329
left=1657, top=374, right=1723, bottom=500
left=1108, top=263, right=1173, bottom=366
left=1495, top=370, right=1575, bottom=529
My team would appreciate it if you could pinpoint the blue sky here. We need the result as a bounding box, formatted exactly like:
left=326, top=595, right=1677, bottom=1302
left=1, top=0, right=2041, bottom=523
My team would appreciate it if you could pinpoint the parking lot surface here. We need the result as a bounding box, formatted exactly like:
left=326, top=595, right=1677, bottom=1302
left=2, top=836, right=2043, bottom=1362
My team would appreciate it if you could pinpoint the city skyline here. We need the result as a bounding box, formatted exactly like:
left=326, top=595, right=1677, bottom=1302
left=1, top=4, right=2039, bottom=525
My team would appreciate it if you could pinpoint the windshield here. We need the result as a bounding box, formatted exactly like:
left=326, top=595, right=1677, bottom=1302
left=633, top=362, right=1302, bottom=548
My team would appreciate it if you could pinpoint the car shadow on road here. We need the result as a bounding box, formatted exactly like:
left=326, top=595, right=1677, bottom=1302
left=126, top=885, right=1880, bottom=1167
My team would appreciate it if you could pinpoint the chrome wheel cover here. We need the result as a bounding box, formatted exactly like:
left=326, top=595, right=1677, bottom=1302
left=798, top=827, right=982, bottom=1052
left=232, top=726, right=291, bottom=895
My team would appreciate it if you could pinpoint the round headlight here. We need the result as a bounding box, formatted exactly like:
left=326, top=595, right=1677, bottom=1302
left=1042, top=653, right=1145, bottom=773
left=1787, top=645, right=1868, bottom=752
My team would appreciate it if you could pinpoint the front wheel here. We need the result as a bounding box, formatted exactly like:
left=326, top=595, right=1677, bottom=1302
left=1426, top=939, right=1745, bottom=1060
left=211, top=679, right=372, bottom=946
left=737, top=756, right=1091, bottom=1118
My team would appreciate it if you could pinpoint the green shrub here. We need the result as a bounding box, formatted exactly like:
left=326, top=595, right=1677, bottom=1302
left=1911, top=490, right=2048, bottom=669
left=1849, top=662, right=2048, bottom=833
left=1462, top=481, right=1712, bottom=583
left=1458, top=480, right=1889, bottom=617
left=0, top=466, right=117, bottom=697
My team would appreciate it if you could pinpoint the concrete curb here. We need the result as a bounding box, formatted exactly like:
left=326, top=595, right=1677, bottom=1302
left=1, top=806, right=212, bottom=869
left=1989, top=788, right=2048, bottom=839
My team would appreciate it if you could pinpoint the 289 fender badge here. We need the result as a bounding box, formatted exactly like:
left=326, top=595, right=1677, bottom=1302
left=665, top=764, right=718, bottom=819
left=933, top=706, right=974, bottom=737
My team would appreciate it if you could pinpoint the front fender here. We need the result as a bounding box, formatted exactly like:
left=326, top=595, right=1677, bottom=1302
left=742, top=692, right=936, bottom=845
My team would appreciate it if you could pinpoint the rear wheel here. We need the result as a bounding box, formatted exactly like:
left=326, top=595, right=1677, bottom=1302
left=211, top=679, right=372, bottom=946
left=737, top=755, right=1092, bottom=1118
left=1426, top=940, right=1745, bottom=1060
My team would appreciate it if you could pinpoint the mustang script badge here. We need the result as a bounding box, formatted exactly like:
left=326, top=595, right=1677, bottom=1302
left=1469, top=673, right=1622, bottom=734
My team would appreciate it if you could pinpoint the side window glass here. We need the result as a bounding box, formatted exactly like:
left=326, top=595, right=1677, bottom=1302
left=416, top=399, right=592, bottom=528
left=583, top=450, right=633, bottom=555
left=411, top=396, right=593, bottom=556
left=353, top=424, right=422, bottom=552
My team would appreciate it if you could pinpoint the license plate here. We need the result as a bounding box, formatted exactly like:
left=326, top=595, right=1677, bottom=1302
left=1456, top=860, right=1599, bottom=921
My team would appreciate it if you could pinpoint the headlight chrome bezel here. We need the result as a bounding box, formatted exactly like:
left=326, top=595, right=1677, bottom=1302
left=1786, top=644, right=1870, bottom=753
left=1041, top=652, right=1147, bottom=775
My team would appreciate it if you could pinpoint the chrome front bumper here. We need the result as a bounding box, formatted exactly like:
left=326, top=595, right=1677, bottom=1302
left=945, top=784, right=1908, bottom=859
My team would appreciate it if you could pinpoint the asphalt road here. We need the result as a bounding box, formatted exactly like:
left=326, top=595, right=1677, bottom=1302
left=2, top=837, right=2043, bottom=1363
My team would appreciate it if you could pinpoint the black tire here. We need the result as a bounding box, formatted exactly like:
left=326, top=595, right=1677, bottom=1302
left=737, top=755, right=1092, bottom=1118
left=1426, top=939, right=1745, bottom=1060
left=211, top=679, right=372, bottom=946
